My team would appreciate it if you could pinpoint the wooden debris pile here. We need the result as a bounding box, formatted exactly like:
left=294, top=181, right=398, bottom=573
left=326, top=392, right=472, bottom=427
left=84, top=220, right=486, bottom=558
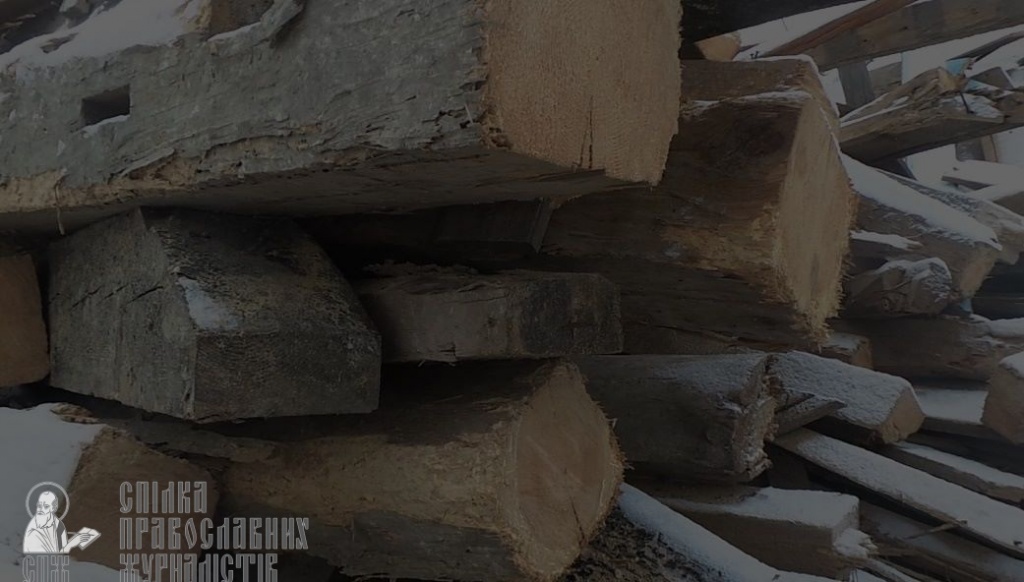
left=4, top=1, right=1024, bottom=581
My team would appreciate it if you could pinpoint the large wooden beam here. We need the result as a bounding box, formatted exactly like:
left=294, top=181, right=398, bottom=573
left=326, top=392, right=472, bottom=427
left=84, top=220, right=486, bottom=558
left=0, top=0, right=682, bottom=232
left=805, top=0, right=1024, bottom=70
left=840, top=68, right=1024, bottom=162
left=762, top=0, right=917, bottom=59
left=680, top=0, right=861, bottom=43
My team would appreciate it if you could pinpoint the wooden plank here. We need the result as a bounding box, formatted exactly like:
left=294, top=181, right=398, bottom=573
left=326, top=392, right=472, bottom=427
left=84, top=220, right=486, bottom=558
left=0, top=0, right=683, bottom=231
left=658, top=487, right=873, bottom=578
left=770, top=351, right=923, bottom=445
left=818, top=331, right=873, bottom=368
left=845, top=156, right=1001, bottom=300
left=680, top=0, right=863, bottom=42
left=577, top=355, right=775, bottom=483
left=777, top=429, right=1024, bottom=558
left=562, top=484, right=834, bottom=582
left=883, top=441, right=1024, bottom=504
left=805, top=0, right=1024, bottom=70
left=943, top=160, right=1024, bottom=190
left=355, top=269, right=622, bottom=363
left=432, top=199, right=554, bottom=256
left=840, top=68, right=1024, bottom=162
left=912, top=385, right=1001, bottom=440
left=838, top=62, right=878, bottom=109
left=763, top=0, right=917, bottom=59
left=0, top=254, right=47, bottom=386
left=862, top=504, right=1024, bottom=582
left=696, top=33, right=742, bottom=61
left=983, top=353, right=1024, bottom=443
left=48, top=209, right=382, bottom=422
left=220, top=360, right=622, bottom=581
left=870, top=62, right=904, bottom=96
left=843, top=258, right=955, bottom=318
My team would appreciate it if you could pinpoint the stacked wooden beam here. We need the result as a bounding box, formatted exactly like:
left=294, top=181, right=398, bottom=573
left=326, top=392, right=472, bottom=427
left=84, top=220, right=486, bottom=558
left=6, top=2, right=1024, bottom=581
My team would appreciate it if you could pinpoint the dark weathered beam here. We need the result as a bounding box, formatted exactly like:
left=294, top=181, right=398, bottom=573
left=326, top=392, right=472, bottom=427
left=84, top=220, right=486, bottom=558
left=681, top=0, right=861, bottom=43
left=806, top=0, right=1024, bottom=70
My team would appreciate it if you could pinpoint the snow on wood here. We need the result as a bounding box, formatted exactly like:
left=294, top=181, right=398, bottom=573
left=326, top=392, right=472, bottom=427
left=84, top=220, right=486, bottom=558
left=769, top=352, right=923, bottom=444
left=912, top=385, right=1000, bottom=440
left=0, top=404, right=217, bottom=572
left=851, top=230, right=923, bottom=253
left=974, top=183, right=1024, bottom=217
left=0, top=254, right=48, bottom=386
left=883, top=441, right=1024, bottom=504
left=883, top=170, right=1024, bottom=264
left=843, top=258, right=956, bottom=317
left=861, top=504, right=1024, bottom=581
left=983, top=352, right=1024, bottom=443
left=354, top=269, right=622, bottom=363
left=577, top=355, right=776, bottom=483
left=657, top=486, right=874, bottom=578
left=849, top=316, right=1024, bottom=381
left=844, top=155, right=1001, bottom=299
left=818, top=331, right=873, bottom=368
left=562, top=484, right=834, bottom=582
left=777, top=429, right=1024, bottom=558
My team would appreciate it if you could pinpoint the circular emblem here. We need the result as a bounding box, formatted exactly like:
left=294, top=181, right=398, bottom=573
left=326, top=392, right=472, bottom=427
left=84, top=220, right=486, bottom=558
left=25, top=482, right=70, bottom=522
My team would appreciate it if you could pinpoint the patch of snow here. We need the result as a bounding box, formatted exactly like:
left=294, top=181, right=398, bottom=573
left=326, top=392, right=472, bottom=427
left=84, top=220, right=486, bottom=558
left=0, top=0, right=205, bottom=75
left=850, top=230, right=922, bottom=251
left=1000, top=351, right=1024, bottom=378
left=177, top=277, right=239, bottom=331
left=841, top=101, right=911, bottom=127
left=844, top=155, right=1001, bottom=248
left=81, top=114, right=129, bottom=137
left=891, top=441, right=1024, bottom=492
left=984, top=317, right=1024, bottom=338
left=618, top=485, right=831, bottom=582
left=0, top=405, right=109, bottom=579
left=945, top=160, right=1024, bottom=188
left=913, top=386, right=985, bottom=425
left=664, top=486, right=859, bottom=532
left=824, top=331, right=866, bottom=352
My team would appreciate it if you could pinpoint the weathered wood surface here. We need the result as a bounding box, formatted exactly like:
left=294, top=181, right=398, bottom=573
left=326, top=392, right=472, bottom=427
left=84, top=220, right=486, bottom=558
left=843, top=258, right=955, bottom=318
left=321, top=60, right=854, bottom=348
left=577, top=355, right=775, bottom=483
left=659, top=487, right=873, bottom=578
left=845, top=156, right=1001, bottom=301
left=770, top=352, right=923, bottom=445
left=0, top=0, right=683, bottom=232
left=983, top=353, right=1024, bottom=444
left=804, top=0, right=1024, bottom=70
left=912, top=385, right=1002, bottom=440
left=818, top=331, right=873, bottom=368
left=695, top=33, right=742, bottom=61
left=220, top=360, right=622, bottom=581
left=847, top=317, right=1024, bottom=381
left=762, top=0, right=916, bottom=59
left=48, top=208, right=381, bottom=422
left=778, top=429, right=1024, bottom=558
left=680, top=0, right=861, bottom=43
left=883, top=441, right=1024, bottom=504
left=561, top=484, right=833, bottom=582
left=841, top=68, right=1024, bottom=162
left=861, top=504, right=1024, bottom=582
left=0, top=254, right=48, bottom=386
left=0, top=404, right=218, bottom=572
left=884, top=171, right=1024, bottom=265
left=355, top=269, right=622, bottom=363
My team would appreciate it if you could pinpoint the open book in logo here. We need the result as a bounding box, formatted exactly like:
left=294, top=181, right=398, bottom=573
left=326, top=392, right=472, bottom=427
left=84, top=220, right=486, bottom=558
left=23, top=482, right=100, bottom=554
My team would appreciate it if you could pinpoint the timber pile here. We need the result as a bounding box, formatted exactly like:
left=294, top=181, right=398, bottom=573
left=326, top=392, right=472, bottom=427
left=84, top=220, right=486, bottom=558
left=5, top=2, right=1024, bottom=582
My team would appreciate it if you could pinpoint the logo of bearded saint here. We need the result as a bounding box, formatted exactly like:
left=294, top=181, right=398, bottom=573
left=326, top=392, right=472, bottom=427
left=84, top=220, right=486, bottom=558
left=23, top=482, right=100, bottom=554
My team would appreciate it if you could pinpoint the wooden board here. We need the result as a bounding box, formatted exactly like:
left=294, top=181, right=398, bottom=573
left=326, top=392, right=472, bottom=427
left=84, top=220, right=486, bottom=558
left=0, top=254, right=48, bottom=386
left=883, top=441, right=1024, bottom=504
left=983, top=353, right=1024, bottom=443
left=777, top=429, right=1024, bottom=558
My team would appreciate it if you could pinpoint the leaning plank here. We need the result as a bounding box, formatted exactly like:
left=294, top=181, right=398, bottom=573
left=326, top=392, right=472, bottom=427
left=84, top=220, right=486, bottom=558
left=843, top=258, right=955, bottom=318
left=844, top=156, right=1001, bottom=300
left=48, top=208, right=381, bottom=422
left=983, top=353, right=1024, bottom=443
left=658, top=487, right=873, bottom=578
left=777, top=429, right=1024, bottom=557
left=943, top=160, right=1024, bottom=190
left=975, top=183, right=1024, bottom=217
left=220, top=360, right=622, bottom=581
left=0, top=254, right=48, bottom=386
left=883, top=441, right=1024, bottom=504
left=769, top=352, right=923, bottom=445
left=0, top=0, right=682, bottom=231
left=761, top=0, right=916, bottom=59
left=861, top=504, right=1024, bottom=582
left=0, top=404, right=218, bottom=572
left=804, top=0, right=1024, bottom=70
left=848, top=316, right=1024, bottom=381
left=576, top=355, right=775, bottom=483
left=354, top=269, right=622, bottom=363
left=908, top=432, right=1024, bottom=480
left=840, top=68, right=1024, bottom=162
left=883, top=171, right=1024, bottom=265
left=561, top=484, right=833, bottom=582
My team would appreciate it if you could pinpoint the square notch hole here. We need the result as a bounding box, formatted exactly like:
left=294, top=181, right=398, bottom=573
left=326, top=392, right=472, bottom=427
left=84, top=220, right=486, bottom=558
left=81, top=85, right=131, bottom=126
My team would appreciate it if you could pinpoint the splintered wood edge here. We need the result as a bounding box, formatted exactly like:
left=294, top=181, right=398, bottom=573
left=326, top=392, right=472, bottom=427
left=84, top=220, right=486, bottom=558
left=482, top=0, right=681, bottom=184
